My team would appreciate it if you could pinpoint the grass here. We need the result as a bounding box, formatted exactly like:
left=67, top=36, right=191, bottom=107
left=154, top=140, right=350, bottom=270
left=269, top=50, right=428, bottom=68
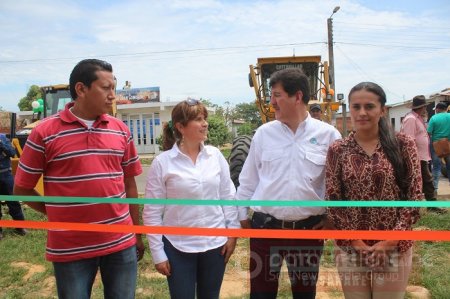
left=1, top=203, right=449, bottom=298
left=409, top=210, right=450, bottom=299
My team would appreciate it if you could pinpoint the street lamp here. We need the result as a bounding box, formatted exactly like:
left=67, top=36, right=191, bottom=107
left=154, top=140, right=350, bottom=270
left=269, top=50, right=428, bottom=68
left=327, top=6, right=340, bottom=99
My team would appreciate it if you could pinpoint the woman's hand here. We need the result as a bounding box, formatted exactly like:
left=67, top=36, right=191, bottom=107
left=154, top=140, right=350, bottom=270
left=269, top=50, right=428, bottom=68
left=366, top=240, right=398, bottom=270
left=351, top=239, right=371, bottom=255
left=155, top=260, right=171, bottom=276
left=221, top=237, right=237, bottom=264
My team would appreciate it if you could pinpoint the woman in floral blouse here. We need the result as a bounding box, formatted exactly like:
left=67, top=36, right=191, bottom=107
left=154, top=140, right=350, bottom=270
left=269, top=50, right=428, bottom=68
left=325, top=82, right=423, bottom=299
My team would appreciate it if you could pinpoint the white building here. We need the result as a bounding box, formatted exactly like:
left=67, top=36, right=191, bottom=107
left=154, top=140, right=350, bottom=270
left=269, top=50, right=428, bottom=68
left=116, top=101, right=179, bottom=155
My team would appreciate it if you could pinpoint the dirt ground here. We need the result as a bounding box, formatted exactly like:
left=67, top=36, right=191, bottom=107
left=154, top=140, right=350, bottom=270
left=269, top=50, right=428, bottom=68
left=10, top=261, right=430, bottom=298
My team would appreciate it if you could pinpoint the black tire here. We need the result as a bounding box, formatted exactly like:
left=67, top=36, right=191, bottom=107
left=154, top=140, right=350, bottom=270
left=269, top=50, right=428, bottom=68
left=248, top=73, right=254, bottom=87
left=229, top=135, right=252, bottom=188
left=442, top=159, right=448, bottom=178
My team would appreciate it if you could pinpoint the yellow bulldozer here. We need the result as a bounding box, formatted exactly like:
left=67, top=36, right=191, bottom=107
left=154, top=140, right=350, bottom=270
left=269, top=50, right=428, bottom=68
left=229, top=55, right=341, bottom=187
left=10, top=84, right=73, bottom=195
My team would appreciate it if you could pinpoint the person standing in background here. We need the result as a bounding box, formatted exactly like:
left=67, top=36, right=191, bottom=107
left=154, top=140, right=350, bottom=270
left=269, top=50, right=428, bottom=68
left=428, top=102, right=450, bottom=193
left=401, top=95, right=440, bottom=213
left=0, top=133, right=26, bottom=240
left=309, top=103, right=323, bottom=120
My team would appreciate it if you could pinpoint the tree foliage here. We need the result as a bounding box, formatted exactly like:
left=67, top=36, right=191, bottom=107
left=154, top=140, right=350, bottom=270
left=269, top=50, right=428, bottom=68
left=196, top=98, right=263, bottom=143
left=18, top=85, right=42, bottom=111
left=206, top=114, right=230, bottom=146
left=234, top=102, right=262, bottom=126
left=237, top=122, right=256, bottom=136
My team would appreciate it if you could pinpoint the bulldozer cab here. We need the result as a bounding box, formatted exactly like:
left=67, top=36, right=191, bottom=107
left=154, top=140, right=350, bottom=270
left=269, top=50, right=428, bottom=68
left=41, top=84, right=72, bottom=118
left=248, top=55, right=339, bottom=124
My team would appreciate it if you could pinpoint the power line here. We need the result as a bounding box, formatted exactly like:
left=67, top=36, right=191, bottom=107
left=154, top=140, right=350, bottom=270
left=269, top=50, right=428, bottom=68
left=336, top=41, right=450, bottom=51
left=335, top=21, right=450, bottom=32
left=0, top=42, right=326, bottom=64
left=335, top=44, right=403, bottom=99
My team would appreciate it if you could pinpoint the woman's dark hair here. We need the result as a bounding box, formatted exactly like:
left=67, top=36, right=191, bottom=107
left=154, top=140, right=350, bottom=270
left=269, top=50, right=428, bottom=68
left=348, top=82, right=407, bottom=196
left=162, top=100, right=208, bottom=151
left=69, top=59, right=113, bottom=100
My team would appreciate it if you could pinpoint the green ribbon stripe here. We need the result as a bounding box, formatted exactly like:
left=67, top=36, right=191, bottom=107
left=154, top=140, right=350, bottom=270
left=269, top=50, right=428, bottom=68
left=1, top=195, right=449, bottom=207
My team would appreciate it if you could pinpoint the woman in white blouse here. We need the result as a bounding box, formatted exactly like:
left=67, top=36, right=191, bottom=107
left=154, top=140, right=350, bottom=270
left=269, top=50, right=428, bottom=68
left=143, top=99, right=239, bottom=299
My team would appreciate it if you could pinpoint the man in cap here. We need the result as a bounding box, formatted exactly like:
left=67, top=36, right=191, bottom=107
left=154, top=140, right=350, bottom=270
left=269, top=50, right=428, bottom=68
left=309, top=103, right=322, bottom=120
left=401, top=95, right=441, bottom=213
left=427, top=102, right=450, bottom=201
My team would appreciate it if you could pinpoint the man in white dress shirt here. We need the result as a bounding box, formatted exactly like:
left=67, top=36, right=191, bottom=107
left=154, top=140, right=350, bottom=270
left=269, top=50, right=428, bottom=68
left=236, top=68, right=341, bottom=299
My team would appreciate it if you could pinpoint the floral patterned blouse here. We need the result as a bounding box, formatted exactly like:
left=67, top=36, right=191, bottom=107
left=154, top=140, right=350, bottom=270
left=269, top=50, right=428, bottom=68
left=325, top=132, right=423, bottom=253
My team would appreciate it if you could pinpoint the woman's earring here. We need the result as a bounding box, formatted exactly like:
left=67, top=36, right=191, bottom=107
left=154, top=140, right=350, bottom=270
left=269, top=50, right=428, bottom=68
left=180, top=135, right=185, bottom=146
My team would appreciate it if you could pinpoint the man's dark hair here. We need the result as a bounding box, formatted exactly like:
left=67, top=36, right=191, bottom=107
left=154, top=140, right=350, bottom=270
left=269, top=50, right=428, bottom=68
left=69, top=59, right=113, bottom=100
left=269, top=68, right=310, bottom=104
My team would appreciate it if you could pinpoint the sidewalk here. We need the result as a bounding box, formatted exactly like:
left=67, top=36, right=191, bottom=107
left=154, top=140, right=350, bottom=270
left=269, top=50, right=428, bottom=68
left=437, top=177, right=450, bottom=199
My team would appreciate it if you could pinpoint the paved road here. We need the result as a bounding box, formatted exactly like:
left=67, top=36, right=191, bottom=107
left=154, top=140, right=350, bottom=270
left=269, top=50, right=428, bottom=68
left=136, top=165, right=149, bottom=195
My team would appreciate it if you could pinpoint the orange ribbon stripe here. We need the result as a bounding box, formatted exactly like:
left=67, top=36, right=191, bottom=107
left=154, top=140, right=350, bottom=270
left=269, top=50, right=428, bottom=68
left=1, top=220, right=449, bottom=241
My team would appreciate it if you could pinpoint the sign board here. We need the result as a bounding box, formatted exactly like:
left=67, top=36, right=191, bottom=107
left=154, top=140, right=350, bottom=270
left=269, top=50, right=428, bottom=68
left=116, top=87, right=160, bottom=104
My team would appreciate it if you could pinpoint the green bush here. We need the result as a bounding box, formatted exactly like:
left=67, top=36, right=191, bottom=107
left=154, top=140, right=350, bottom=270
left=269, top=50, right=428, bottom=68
left=207, top=114, right=231, bottom=146
left=237, top=122, right=255, bottom=136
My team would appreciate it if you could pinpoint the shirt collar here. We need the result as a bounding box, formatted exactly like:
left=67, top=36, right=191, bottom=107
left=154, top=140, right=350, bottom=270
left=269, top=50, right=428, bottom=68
left=347, top=131, right=382, bottom=155
left=277, top=113, right=310, bottom=135
left=59, top=102, right=110, bottom=126
left=168, top=142, right=210, bottom=158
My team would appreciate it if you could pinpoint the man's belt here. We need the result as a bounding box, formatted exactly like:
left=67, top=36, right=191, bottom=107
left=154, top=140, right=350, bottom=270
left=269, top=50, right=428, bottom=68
left=251, top=211, right=323, bottom=230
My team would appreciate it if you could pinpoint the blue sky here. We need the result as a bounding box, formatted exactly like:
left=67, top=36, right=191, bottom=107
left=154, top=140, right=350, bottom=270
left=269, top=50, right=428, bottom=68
left=0, top=0, right=449, bottom=112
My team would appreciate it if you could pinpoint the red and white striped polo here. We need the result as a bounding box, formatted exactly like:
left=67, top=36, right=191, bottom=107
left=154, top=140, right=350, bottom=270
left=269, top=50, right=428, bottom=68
left=15, top=103, right=142, bottom=262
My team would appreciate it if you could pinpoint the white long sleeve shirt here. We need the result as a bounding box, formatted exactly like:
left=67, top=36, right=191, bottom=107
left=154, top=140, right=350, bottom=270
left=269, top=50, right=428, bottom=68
left=143, top=143, right=239, bottom=264
left=236, top=116, right=341, bottom=221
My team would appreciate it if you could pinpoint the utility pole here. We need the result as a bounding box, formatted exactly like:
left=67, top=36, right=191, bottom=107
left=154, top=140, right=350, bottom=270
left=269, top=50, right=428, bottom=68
left=327, top=6, right=340, bottom=99
left=327, top=6, right=346, bottom=136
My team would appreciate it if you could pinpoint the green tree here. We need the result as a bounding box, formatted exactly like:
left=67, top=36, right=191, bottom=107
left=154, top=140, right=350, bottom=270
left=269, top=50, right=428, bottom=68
left=234, top=102, right=261, bottom=126
left=206, top=114, right=230, bottom=146
left=214, top=101, right=235, bottom=128
left=18, top=85, right=42, bottom=111
left=200, top=98, right=218, bottom=109
left=237, top=122, right=256, bottom=136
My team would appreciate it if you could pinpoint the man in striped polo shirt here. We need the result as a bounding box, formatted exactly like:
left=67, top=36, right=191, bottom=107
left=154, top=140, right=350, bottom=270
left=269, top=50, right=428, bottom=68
left=14, top=59, right=143, bottom=299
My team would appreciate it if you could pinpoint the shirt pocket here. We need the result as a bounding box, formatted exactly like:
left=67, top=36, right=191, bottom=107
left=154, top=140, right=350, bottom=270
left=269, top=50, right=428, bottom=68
left=261, top=149, right=289, bottom=178
left=304, top=151, right=326, bottom=183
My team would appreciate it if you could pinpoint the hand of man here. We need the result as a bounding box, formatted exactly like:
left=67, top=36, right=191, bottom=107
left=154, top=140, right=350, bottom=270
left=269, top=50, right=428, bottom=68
left=135, top=234, right=145, bottom=261
left=240, top=219, right=251, bottom=229
left=221, top=237, right=237, bottom=264
left=312, top=215, right=334, bottom=230
left=155, top=260, right=171, bottom=276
